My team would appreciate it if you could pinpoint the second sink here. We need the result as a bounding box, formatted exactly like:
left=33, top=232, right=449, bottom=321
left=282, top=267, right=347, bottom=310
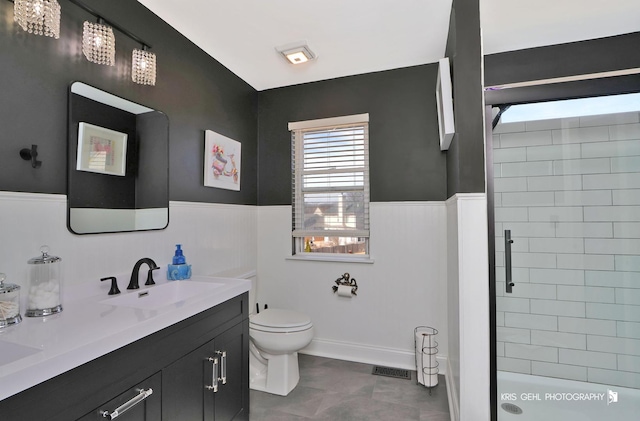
left=99, top=281, right=223, bottom=310
left=0, top=341, right=42, bottom=367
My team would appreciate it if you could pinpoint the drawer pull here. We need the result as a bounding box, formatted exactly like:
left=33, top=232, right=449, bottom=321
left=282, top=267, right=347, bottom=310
left=205, top=356, right=219, bottom=392
left=218, top=351, right=227, bottom=385
left=100, top=388, right=153, bottom=419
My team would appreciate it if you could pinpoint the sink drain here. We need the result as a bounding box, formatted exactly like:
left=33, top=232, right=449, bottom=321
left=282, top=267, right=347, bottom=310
left=501, top=403, right=523, bottom=415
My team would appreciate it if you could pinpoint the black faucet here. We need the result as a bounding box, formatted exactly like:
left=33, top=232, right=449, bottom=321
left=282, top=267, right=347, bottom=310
left=128, top=258, right=159, bottom=290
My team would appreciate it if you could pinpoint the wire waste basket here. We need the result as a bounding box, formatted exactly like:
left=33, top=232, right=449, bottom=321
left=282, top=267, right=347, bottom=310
left=414, top=326, right=439, bottom=388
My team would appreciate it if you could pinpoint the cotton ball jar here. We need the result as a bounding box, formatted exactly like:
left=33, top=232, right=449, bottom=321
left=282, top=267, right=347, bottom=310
left=0, top=273, right=22, bottom=327
left=26, top=246, right=63, bottom=317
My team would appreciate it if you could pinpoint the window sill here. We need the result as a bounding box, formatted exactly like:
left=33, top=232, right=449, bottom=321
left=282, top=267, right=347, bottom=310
left=286, top=254, right=374, bottom=264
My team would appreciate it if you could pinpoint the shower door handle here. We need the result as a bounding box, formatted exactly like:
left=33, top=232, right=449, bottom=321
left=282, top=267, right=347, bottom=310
left=505, top=230, right=514, bottom=293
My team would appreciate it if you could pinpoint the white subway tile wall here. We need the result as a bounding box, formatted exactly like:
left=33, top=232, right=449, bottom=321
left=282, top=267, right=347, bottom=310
left=617, top=321, right=640, bottom=339
left=531, top=361, right=588, bottom=381
left=494, top=111, right=640, bottom=389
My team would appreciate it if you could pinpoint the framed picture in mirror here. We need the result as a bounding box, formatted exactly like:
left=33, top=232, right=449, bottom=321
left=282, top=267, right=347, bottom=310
left=76, top=122, right=128, bottom=176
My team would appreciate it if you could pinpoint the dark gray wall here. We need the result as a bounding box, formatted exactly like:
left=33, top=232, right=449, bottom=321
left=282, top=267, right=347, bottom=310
left=256, top=64, right=447, bottom=205
left=485, top=32, right=640, bottom=86
left=444, top=0, right=486, bottom=197
left=484, top=31, right=640, bottom=106
left=0, top=0, right=257, bottom=205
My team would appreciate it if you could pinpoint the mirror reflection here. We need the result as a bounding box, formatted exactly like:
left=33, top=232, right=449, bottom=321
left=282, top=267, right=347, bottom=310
left=68, top=82, right=169, bottom=234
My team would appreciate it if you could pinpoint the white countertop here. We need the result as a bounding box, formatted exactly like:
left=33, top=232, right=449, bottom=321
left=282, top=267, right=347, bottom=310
left=0, top=270, right=250, bottom=401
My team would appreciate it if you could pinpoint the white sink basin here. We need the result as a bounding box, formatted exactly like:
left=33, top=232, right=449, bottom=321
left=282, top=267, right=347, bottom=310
left=99, top=281, right=223, bottom=310
left=0, top=341, right=42, bottom=366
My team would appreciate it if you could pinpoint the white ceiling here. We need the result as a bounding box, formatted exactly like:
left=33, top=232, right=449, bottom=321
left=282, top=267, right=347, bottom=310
left=137, top=0, right=640, bottom=91
left=481, top=0, right=640, bottom=55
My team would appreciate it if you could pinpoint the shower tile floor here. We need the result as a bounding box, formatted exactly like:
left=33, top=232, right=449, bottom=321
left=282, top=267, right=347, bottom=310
left=250, top=354, right=450, bottom=421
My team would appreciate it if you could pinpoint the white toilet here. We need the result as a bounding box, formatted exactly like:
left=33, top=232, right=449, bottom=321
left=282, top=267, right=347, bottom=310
left=213, top=268, right=314, bottom=396
left=249, top=307, right=314, bottom=395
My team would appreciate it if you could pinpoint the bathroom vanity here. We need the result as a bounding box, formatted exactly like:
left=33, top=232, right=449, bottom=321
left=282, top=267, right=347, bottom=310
left=0, top=275, right=250, bottom=421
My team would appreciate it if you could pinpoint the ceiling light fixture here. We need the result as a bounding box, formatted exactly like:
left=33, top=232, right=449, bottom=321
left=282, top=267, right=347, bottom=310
left=13, top=0, right=61, bottom=39
left=276, top=42, right=316, bottom=65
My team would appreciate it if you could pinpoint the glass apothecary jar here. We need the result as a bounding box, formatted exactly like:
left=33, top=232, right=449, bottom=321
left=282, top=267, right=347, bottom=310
left=0, top=273, right=22, bottom=327
left=26, top=246, right=63, bottom=317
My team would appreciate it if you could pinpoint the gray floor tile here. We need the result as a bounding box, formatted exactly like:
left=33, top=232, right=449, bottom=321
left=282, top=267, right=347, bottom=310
left=298, top=364, right=377, bottom=395
left=259, top=386, right=327, bottom=418
left=313, top=396, right=420, bottom=421
left=250, top=355, right=450, bottom=421
left=250, top=407, right=313, bottom=421
left=372, top=375, right=449, bottom=413
left=419, top=409, right=451, bottom=421
left=314, top=386, right=374, bottom=415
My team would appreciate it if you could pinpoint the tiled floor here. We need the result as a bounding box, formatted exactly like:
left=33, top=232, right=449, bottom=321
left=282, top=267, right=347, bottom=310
left=250, top=354, right=450, bottom=421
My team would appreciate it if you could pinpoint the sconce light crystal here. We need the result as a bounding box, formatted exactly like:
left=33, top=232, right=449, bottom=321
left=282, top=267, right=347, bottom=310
left=82, top=20, right=115, bottom=66
left=14, top=0, right=61, bottom=39
left=132, top=48, right=156, bottom=86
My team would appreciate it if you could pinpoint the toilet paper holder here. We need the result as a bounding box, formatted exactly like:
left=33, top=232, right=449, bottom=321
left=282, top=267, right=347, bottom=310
left=332, top=272, right=358, bottom=296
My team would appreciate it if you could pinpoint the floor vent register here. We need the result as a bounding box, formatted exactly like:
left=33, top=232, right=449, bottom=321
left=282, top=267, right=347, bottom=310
left=371, top=365, right=411, bottom=380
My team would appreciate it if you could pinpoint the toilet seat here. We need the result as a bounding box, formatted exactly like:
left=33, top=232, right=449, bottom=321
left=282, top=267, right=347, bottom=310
left=250, top=308, right=313, bottom=333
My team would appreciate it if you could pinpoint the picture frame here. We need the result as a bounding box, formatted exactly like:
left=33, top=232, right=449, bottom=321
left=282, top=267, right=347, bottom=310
left=76, top=122, right=128, bottom=176
left=436, top=57, right=455, bottom=151
left=204, top=130, right=241, bottom=191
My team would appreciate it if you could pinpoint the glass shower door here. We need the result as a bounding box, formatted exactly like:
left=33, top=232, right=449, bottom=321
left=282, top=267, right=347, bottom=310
left=491, top=93, right=640, bottom=420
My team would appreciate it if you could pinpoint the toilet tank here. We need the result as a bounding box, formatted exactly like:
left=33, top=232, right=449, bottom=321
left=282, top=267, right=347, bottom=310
left=210, top=267, right=257, bottom=314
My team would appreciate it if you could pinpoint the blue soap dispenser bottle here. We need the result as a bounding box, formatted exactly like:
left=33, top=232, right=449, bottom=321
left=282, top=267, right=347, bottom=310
left=173, top=244, right=186, bottom=265
left=168, top=244, right=192, bottom=280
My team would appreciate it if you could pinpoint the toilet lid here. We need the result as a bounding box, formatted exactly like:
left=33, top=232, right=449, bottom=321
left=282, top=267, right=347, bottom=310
left=250, top=308, right=312, bottom=330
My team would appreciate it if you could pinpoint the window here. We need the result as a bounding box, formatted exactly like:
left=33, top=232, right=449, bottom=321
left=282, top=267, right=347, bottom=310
left=290, top=114, right=370, bottom=257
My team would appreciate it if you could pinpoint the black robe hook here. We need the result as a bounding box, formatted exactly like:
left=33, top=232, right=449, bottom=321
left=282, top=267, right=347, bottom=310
left=20, top=144, right=42, bottom=168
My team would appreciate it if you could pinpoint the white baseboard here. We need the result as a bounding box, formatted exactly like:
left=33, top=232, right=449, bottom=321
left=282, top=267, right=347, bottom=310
left=300, top=337, right=448, bottom=373
left=446, top=358, right=460, bottom=421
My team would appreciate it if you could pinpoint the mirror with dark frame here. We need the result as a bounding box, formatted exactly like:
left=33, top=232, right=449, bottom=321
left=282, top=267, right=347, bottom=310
left=67, top=82, right=169, bottom=234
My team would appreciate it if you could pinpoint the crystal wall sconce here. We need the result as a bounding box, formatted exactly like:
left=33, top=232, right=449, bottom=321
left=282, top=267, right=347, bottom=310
left=13, top=0, right=61, bottom=39
left=10, top=0, right=157, bottom=86
left=132, top=46, right=156, bottom=86
left=82, top=19, right=115, bottom=66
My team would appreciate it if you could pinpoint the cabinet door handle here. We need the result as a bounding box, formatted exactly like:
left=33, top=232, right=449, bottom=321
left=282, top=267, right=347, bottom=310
left=100, top=388, right=153, bottom=419
left=205, top=357, right=219, bottom=392
left=218, top=351, right=227, bottom=385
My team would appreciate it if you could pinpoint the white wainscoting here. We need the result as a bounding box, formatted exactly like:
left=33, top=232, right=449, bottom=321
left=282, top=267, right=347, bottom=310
left=446, top=193, right=490, bottom=421
left=256, top=202, right=449, bottom=371
left=446, top=196, right=461, bottom=421
left=0, top=192, right=257, bottom=290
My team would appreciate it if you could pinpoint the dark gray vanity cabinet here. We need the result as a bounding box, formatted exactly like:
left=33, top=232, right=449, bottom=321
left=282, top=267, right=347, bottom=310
left=211, top=322, right=248, bottom=421
left=0, top=293, right=249, bottom=421
left=163, top=321, right=248, bottom=421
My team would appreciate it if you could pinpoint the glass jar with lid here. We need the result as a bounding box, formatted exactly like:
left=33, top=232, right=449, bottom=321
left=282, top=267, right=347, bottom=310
left=0, top=273, right=22, bottom=327
left=26, top=245, right=63, bottom=317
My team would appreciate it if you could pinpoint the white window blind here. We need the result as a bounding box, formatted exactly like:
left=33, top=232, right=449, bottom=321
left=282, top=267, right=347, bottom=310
left=291, top=117, right=370, bottom=242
